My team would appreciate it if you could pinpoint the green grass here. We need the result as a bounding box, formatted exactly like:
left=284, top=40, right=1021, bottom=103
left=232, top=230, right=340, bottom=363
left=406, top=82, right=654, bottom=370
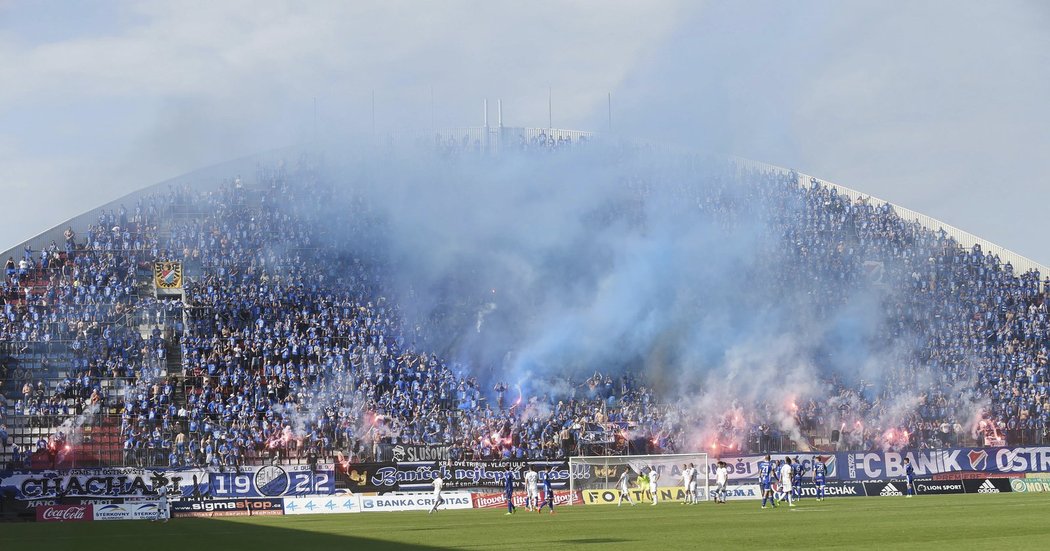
left=7, top=494, right=1050, bottom=550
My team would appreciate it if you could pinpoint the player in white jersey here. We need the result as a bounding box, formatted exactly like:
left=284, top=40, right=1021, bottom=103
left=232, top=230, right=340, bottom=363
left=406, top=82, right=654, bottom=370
left=154, top=484, right=170, bottom=522
left=428, top=476, right=445, bottom=514
left=524, top=468, right=540, bottom=511
left=648, top=467, right=660, bottom=505
left=682, top=464, right=696, bottom=504
left=616, top=470, right=635, bottom=506
left=779, top=458, right=795, bottom=507
left=715, top=461, right=729, bottom=504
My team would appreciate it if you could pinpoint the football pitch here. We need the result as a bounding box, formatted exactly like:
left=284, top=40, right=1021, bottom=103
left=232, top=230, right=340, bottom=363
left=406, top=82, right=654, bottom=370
left=7, top=494, right=1050, bottom=550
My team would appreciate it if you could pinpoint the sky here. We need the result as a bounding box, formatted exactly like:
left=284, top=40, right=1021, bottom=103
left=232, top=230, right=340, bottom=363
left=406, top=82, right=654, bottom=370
left=1, top=0, right=1048, bottom=263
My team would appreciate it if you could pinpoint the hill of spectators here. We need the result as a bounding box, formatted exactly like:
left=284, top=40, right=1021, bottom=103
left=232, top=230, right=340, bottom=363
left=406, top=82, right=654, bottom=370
left=1, top=144, right=1047, bottom=471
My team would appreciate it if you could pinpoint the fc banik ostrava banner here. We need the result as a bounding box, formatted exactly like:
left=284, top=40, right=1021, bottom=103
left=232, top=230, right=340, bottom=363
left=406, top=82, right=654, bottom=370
left=839, top=446, right=1050, bottom=480
left=0, top=464, right=334, bottom=500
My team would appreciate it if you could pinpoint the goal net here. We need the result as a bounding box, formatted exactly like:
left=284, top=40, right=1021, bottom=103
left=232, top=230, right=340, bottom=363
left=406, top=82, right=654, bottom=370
left=569, top=453, right=710, bottom=503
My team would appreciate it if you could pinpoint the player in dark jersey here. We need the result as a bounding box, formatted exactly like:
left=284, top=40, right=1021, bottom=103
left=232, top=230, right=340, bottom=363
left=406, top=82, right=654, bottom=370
left=758, top=455, right=777, bottom=509
left=504, top=471, right=517, bottom=514
left=904, top=457, right=915, bottom=498
left=772, top=459, right=785, bottom=503
left=538, top=468, right=556, bottom=514
left=791, top=456, right=805, bottom=501
left=813, top=459, right=827, bottom=501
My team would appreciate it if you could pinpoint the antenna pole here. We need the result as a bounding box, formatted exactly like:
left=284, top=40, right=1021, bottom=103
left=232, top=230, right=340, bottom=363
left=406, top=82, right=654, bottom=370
left=607, top=92, right=612, bottom=133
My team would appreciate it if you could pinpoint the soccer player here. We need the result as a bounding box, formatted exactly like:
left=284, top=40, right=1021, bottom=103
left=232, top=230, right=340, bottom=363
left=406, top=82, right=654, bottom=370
left=772, top=459, right=786, bottom=503
left=780, top=457, right=796, bottom=507
left=538, top=468, right=555, bottom=514
left=715, top=461, right=729, bottom=504
left=759, top=455, right=777, bottom=509
left=155, top=484, right=170, bottom=522
left=681, top=464, right=695, bottom=504
left=648, top=466, right=660, bottom=505
left=813, top=458, right=827, bottom=501
left=525, top=468, right=539, bottom=511
left=616, top=469, right=635, bottom=506
left=428, top=475, right=445, bottom=514
left=903, top=457, right=915, bottom=498
left=791, top=456, right=805, bottom=501
left=504, top=471, right=516, bottom=515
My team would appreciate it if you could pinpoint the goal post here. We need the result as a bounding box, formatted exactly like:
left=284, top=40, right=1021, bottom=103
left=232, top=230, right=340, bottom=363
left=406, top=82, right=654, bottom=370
left=569, top=453, right=710, bottom=502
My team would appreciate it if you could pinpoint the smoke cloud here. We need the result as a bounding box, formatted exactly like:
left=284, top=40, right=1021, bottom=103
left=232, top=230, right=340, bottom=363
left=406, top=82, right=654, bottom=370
left=297, top=139, right=983, bottom=450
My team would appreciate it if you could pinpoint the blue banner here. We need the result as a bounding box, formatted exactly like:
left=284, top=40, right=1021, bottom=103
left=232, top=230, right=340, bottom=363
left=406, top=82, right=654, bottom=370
left=837, top=446, right=1050, bottom=480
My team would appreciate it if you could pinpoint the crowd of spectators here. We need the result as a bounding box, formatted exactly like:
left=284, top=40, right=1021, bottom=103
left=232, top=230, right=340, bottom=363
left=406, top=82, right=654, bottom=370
left=2, top=146, right=1049, bottom=472
left=0, top=197, right=174, bottom=468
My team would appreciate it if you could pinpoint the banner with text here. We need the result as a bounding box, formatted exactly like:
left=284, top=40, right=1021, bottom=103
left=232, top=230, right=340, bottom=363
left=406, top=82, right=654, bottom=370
left=376, top=444, right=452, bottom=462
left=576, top=454, right=837, bottom=486
left=797, top=480, right=867, bottom=498
left=0, top=465, right=334, bottom=500
left=839, top=447, right=1050, bottom=480
left=93, top=501, right=162, bottom=521
left=170, top=498, right=284, bottom=518
left=358, top=492, right=473, bottom=512
left=471, top=490, right=582, bottom=509
left=1010, top=478, right=1050, bottom=493
left=961, top=478, right=1012, bottom=494
left=581, top=484, right=761, bottom=504
left=340, top=460, right=573, bottom=493
left=912, top=480, right=965, bottom=495
left=36, top=504, right=93, bottom=522
left=701, top=453, right=838, bottom=482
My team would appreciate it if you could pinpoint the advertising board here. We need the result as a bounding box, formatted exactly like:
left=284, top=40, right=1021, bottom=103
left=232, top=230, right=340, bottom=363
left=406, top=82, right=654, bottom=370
left=283, top=495, right=360, bottom=515
left=93, top=501, right=162, bottom=521
left=170, top=498, right=284, bottom=518
left=36, top=504, right=93, bottom=522
left=358, top=492, right=473, bottom=512
left=470, top=490, right=582, bottom=509
left=842, top=447, right=1050, bottom=480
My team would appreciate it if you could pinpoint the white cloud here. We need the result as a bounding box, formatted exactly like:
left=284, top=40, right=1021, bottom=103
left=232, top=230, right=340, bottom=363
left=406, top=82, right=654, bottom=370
left=0, top=0, right=682, bottom=253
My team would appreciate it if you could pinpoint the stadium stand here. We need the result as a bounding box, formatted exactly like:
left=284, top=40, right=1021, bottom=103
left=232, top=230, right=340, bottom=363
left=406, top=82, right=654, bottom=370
left=1, top=129, right=1048, bottom=472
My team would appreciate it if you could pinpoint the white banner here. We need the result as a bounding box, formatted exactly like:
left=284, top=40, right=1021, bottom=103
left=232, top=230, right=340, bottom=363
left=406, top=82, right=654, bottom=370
left=582, top=454, right=826, bottom=485
left=697, top=484, right=762, bottom=501
left=93, top=501, right=161, bottom=521
left=359, top=492, right=473, bottom=512
left=618, top=456, right=709, bottom=487
left=703, top=453, right=838, bottom=481
left=283, top=495, right=360, bottom=515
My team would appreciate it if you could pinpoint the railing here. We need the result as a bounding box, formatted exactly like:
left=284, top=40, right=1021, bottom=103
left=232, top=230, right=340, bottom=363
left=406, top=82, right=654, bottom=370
left=4, top=400, right=1046, bottom=471
left=0, top=411, right=331, bottom=471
